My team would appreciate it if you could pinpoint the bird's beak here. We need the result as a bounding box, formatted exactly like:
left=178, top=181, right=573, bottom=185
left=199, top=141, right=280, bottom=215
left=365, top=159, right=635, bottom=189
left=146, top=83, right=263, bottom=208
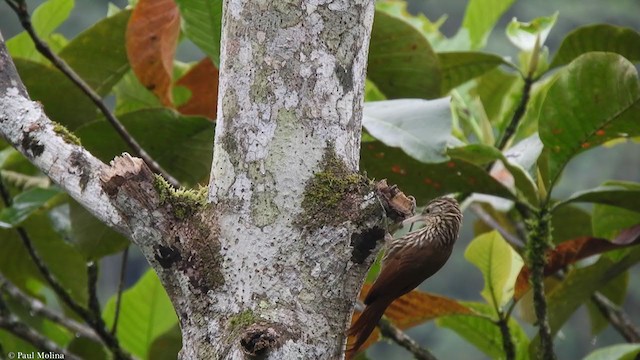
left=401, top=213, right=424, bottom=227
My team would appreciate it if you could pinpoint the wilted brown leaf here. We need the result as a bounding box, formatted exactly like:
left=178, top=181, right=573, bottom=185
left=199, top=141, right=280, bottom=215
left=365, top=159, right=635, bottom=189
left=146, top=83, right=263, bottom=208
left=176, top=57, right=219, bottom=120
left=126, top=0, right=180, bottom=107
left=514, top=224, right=640, bottom=299
left=347, top=284, right=473, bottom=356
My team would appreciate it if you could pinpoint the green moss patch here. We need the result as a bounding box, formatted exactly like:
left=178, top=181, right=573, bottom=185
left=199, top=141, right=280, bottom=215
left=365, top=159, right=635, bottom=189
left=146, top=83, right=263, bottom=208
left=52, top=122, right=81, bottom=146
left=153, top=174, right=207, bottom=219
left=297, top=147, right=368, bottom=230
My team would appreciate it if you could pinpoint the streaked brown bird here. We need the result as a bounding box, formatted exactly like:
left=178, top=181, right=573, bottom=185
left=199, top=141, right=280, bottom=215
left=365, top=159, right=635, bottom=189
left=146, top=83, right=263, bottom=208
left=347, top=196, right=463, bottom=354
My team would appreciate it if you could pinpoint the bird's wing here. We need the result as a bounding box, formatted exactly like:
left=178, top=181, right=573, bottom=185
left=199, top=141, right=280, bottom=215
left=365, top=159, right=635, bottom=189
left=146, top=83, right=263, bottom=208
left=364, top=244, right=439, bottom=305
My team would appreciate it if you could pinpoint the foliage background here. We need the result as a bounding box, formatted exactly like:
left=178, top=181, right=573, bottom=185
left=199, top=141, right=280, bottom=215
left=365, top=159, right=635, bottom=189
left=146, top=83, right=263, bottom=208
left=1, top=0, right=639, bottom=359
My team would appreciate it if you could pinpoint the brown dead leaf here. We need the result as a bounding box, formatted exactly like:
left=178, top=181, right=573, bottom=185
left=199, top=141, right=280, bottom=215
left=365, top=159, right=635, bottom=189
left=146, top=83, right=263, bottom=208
left=347, top=284, right=473, bottom=356
left=126, top=0, right=180, bottom=107
left=176, top=57, right=219, bottom=120
left=514, top=224, right=640, bottom=299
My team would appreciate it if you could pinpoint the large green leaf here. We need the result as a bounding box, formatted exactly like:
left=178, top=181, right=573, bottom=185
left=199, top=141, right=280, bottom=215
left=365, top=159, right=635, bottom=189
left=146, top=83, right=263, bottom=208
left=539, top=53, right=640, bottom=186
left=550, top=205, right=591, bottom=244
left=583, top=344, right=640, bottom=360
left=0, top=187, right=62, bottom=228
left=361, top=142, right=514, bottom=204
left=556, top=181, right=640, bottom=213
left=76, top=109, right=213, bottom=185
left=551, top=24, right=640, bottom=69
left=532, top=246, right=640, bottom=354
left=14, top=59, right=98, bottom=130
left=69, top=201, right=129, bottom=260
left=103, top=269, right=178, bottom=359
left=437, top=302, right=529, bottom=360
left=175, top=0, right=223, bottom=66
left=0, top=214, right=88, bottom=305
left=472, top=68, right=522, bottom=128
left=6, top=0, right=74, bottom=62
left=369, top=10, right=441, bottom=99
left=59, top=10, right=132, bottom=96
left=460, top=0, right=516, bottom=49
left=113, top=71, right=163, bottom=115
left=438, top=52, right=510, bottom=94
left=362, top=98, right=457, bottom=163
left=448, top=144, right=538, bottom=205
left=465, top=231, right=524, bottom=310
left=592, top=204, right=640, bottom=240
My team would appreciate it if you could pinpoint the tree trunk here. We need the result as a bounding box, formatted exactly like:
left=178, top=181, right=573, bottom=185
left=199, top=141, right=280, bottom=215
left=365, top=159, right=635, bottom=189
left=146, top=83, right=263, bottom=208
left=0, top=1, right=419, bottom=359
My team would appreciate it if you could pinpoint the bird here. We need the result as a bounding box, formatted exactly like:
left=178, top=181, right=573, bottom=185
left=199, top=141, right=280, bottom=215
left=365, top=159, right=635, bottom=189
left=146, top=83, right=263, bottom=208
left=346, top=196, right=463, bottom=355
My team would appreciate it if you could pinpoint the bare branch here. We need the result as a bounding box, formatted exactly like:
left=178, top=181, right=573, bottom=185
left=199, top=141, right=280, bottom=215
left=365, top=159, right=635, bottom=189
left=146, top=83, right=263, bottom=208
left=0, top=275, right=100, bottom=343
left=591, top=292, right=640, bottom=343
left=378, top=318, right=438, bottom=360
left=0, top=295, right=81, bottom=360
left=470, top=204, right=525, bottom=249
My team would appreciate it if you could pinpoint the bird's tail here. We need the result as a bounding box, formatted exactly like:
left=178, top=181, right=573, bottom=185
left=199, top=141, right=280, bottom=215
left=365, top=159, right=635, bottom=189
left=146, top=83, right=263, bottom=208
left=346, top=299, right=392, bottom=356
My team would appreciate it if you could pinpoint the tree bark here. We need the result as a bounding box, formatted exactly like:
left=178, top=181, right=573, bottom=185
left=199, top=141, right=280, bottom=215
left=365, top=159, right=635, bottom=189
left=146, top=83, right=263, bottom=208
left=0, top=1, right=412, bottom=358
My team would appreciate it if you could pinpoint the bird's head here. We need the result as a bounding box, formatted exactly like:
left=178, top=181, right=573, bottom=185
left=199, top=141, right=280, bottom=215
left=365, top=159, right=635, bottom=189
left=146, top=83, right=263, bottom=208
left=401, top=196, right=462, bottom=227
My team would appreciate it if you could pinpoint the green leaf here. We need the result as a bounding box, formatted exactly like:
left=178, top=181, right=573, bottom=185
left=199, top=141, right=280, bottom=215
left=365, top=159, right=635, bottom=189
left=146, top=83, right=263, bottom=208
left=363, top=98, right=458, bottom=163
left=369, top=10, right=441, bottom=99
left=583, top=344, right=640, bottom=360
left=448, top=144, right=538, bottom=205
left=375, top=1, right=447, bottom=50
left=361, top=142, right=514, bottom=204
left=539, top=53, right=640, bottom=187
left=460, top=0, right=516, bottom=49
left=551, top=24, right=640, bottom=69
left=103, top=269, right=178, bottom=359
left=76, top=109, right=213, bottom=185
left=557, top=181, right=640, bottom=213
left=14, top=59, right=98, bottom=130
left=592, top=205, right=640, bottom=240
left=472, top=68, right=522, bottom=128
left=0, top=187, right=62, bottom=228
left=59, top=10, right=132, bottom=96
left=537, top=246, right=640, bottom=349
left=439, top=52, right=510, bottom=94
left=6, top=0, right=74, bottom=61
left=68, top=337, right=109, bottom=360
left=148, top=325, right=182, bottom=360
left=175, top=0, right=223, bottom=66
left=113, top=71, right=163, bottom=114
left=69, top=201, right=129, bottom=260
left=506, top=13, right=558, bottom=51
left=364, top=79, right=386, bottom=102
left=464, top=231, right=524, bottom=309
left=437, top=302, right=529, bottom=360
left=0, top=214, right=88, bottom=305
left=550, top=205, right=591, bottom=244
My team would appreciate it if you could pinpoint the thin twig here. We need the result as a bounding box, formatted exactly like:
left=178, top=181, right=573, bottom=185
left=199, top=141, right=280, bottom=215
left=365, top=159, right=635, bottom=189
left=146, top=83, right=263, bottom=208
left=494, top=76, right=534, bottom=152
left=591, top=292, right=640, bottom=343
left=470, top=204, right=525, bottom=249
left=3, top=0, right=180, bottom=188
left=0, top=275, right=100, bottom=342
left=111, top=247, right=129, bottom=336
left=378, top=318, right=438, bottom=360
left=0, top=176, right=132, bottom=360
left=87, top=262, right=102, bottom=321
left=0, top=295, right=81, bottom=360
left=495, top=317, right=516, bottom=360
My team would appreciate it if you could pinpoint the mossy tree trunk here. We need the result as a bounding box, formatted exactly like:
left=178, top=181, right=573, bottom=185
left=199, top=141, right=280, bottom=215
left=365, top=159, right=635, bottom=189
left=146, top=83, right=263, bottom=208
left=0, top=1, right=415, bottom=359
